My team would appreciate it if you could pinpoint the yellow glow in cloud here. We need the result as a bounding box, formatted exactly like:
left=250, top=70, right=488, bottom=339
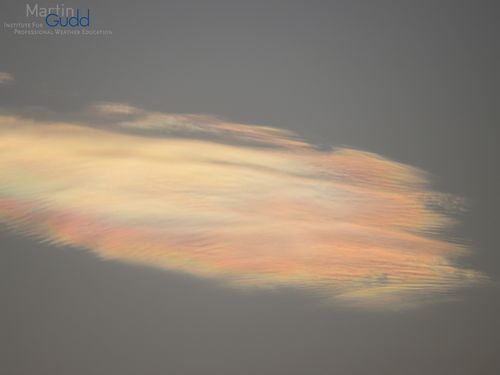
left=0, top=109, right=484, bottom=308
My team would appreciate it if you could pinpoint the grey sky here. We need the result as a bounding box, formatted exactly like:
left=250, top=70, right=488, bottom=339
left=1, top=0, right=499, bottom=374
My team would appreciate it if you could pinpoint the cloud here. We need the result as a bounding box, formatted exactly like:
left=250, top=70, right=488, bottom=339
left=0, top=72, right=14, bottom=84
left=0, top=107, right=485, bottom=308
left=90, top=102, right=143, bottom=116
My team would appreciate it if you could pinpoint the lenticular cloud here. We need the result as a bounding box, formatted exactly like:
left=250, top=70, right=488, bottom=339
left=0, top=105, right=484, bottom=308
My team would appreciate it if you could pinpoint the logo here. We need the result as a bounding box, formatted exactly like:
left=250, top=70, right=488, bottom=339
left=2, top=3, right=112, bottom=36
left=26, top=4, right=90, bottom=28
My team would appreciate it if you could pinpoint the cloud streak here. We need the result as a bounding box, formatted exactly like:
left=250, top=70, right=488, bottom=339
left=0, top=72, right=14, bottom=85
left=0, top=107, right=484, bottom=308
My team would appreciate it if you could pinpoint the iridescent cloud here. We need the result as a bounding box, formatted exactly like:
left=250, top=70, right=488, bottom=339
left=0, top=107, right=484, bottom=308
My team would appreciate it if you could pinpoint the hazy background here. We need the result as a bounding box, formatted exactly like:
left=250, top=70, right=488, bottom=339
left=1, top=1, right=499, bottom=374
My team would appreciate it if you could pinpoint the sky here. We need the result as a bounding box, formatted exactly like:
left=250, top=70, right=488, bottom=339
left=1, top=1, right=499, bottom=374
